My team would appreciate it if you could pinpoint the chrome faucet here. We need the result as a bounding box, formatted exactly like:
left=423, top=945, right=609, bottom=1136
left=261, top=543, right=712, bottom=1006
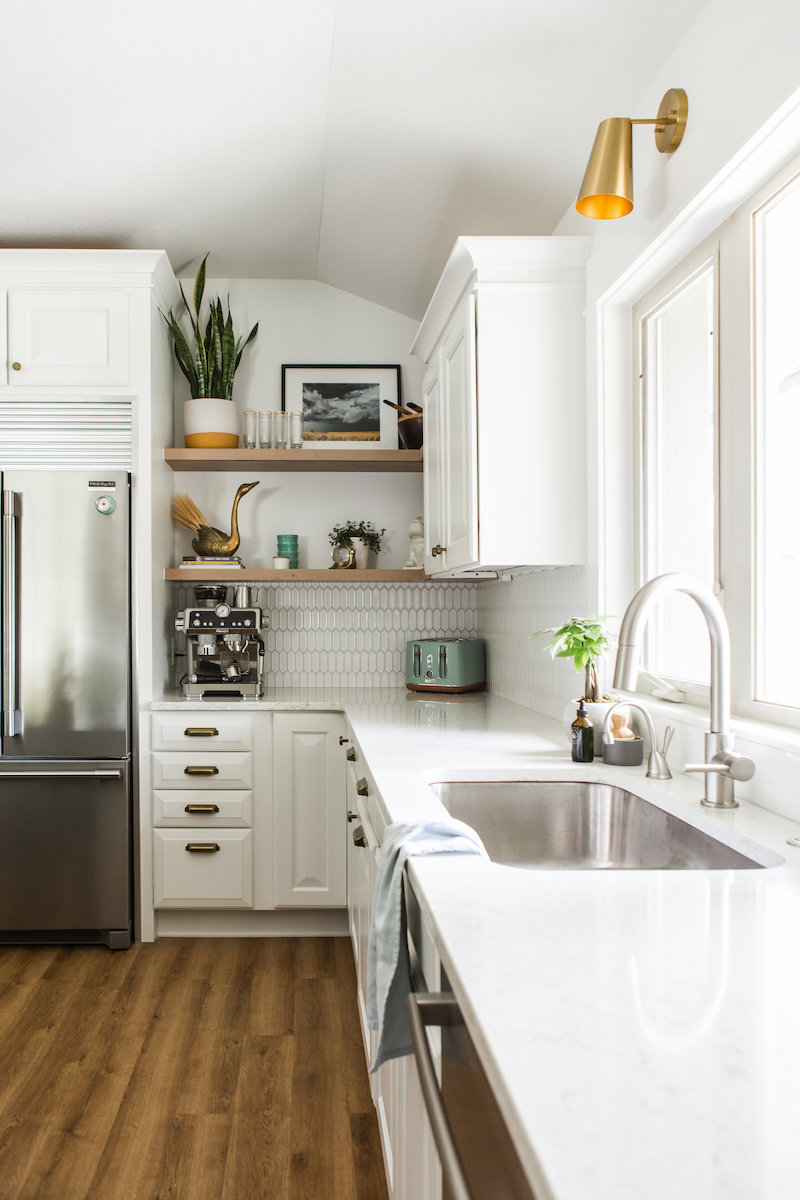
left=613, top=573, right=754, bottom=808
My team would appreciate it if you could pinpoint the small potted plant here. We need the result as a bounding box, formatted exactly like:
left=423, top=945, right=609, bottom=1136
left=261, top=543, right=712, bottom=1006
left=328, top=519, right=387, bottom=569
left=533, top=616, right=621, bottom=750
left=161, top=254, right=258, bottom=448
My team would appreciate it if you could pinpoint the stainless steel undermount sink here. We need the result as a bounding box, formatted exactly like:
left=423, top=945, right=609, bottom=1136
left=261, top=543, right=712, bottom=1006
left=431, top=780, right=774, bottom=870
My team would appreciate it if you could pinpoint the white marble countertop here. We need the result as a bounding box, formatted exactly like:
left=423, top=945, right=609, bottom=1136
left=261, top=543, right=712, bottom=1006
left=152, top=687, right=800, bottom=1198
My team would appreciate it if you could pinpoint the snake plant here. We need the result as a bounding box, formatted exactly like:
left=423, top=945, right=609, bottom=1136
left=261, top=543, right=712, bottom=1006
left=161, top=254, right=258, bottom=400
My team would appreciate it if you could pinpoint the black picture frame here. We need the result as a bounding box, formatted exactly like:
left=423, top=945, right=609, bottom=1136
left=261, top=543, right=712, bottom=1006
left=280, top=363, right=401, bottom=449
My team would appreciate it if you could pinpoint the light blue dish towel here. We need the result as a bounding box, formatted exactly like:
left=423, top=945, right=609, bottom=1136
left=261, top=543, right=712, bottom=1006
left=366, top=819, right=488, bottom=1072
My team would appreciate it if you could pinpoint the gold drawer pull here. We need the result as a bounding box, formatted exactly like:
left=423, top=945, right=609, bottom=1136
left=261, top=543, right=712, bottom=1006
left=185, top=842, right=221, bottom=853
left=356, top=777, right=369, bottom=797
left=11, top=361, right=21, bottom=371
left=347, top=809, right=359, bottom=823
left=346, top=746, right=356, bottom=761
left=339, top=736, right=349, bottom=745
left=431, top=544, right=444, bottom=556
left=185, top=727, right=219, bottom=737
left=352, top=826, right=367, bottom=849
left=184, top=803, right=220, bottom=814
left=184, top=765, right=219, bottom=776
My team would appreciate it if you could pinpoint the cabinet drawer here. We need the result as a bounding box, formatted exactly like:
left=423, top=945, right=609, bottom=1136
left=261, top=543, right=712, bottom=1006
left=152, top=751, right=252, bottom=790
left=153, top=829, right=253, bottom=908
left=153, top=789, right=253, bottom=827
left=151, top=713, right=252, bottom=752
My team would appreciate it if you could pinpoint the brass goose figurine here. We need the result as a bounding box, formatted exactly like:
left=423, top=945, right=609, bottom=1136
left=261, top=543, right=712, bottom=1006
left=172, top=481, right=259, bottom=557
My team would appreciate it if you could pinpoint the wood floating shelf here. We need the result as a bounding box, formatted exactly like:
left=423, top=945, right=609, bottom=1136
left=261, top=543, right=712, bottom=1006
left=165, top=568, right=429, bottom=582
left=164, top=448, right=423, bottom=473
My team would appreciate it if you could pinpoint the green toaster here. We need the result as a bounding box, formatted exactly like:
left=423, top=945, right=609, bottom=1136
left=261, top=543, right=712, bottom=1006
left=405, top=638, right=486, bottom=693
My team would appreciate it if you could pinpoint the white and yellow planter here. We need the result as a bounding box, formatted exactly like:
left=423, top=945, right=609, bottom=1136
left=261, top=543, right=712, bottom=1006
left=183, top=397, right=239, bottom=449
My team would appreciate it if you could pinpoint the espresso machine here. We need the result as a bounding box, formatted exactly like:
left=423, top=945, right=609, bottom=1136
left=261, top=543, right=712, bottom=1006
left=176, top=585, right=266, bottom=698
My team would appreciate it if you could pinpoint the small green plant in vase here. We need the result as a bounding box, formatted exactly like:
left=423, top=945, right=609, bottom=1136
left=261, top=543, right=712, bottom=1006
left=533, top=616, right=621, bottom=751
left=328, top=520, right=387, bottom=569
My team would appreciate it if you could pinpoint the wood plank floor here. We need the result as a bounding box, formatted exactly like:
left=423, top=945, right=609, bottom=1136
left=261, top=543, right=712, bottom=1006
left=0, top=937, right=388, bottom=1200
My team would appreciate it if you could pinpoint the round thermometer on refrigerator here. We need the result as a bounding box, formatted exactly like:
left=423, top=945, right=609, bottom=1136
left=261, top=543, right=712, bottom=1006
left=95, top=495, right=116, bottom=515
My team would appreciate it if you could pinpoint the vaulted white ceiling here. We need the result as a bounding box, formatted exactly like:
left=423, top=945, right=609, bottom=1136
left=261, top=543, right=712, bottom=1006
left=2, top=0, right=699, bottom=317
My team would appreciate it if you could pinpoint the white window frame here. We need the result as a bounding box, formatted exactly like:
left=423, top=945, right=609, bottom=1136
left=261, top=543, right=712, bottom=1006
left=632, top=244, right=720, bottom=706
left=728, top=154, right=800, bottom=728
left=627, top=152, right=800, bottom=731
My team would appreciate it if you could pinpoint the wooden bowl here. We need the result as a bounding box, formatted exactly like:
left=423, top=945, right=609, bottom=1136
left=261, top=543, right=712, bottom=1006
left=398, top=413, right=423, bottom=449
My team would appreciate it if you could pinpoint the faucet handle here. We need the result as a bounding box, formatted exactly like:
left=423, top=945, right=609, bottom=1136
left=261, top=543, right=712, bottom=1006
left=684, top=749, right=755, bottom=782
left=660, top=725, right=675, bottom=757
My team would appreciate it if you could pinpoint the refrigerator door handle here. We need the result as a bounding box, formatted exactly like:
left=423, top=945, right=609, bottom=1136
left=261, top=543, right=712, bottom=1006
left=2, top=490, right=22, bottom=740
left=0, top=769, right=124, bottom=780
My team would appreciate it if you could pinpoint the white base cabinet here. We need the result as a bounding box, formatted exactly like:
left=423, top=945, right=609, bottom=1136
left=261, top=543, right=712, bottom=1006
left=412, top=235, right=591, bottom=576
left=149, top=709, right=346, bottom=917
left=341, top=730, right=441, bottom=1200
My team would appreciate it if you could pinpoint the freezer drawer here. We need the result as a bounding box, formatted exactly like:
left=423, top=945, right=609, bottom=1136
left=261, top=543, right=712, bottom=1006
left=0, top=760, right=131, bottom=948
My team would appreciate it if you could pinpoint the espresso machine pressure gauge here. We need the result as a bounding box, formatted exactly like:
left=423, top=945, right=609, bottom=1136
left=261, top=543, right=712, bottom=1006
left=215, top=602, right=231, bottom=618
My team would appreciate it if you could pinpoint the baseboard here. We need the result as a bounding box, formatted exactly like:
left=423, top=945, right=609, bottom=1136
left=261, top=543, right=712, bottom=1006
left=154, top=908, right=349, bottom=938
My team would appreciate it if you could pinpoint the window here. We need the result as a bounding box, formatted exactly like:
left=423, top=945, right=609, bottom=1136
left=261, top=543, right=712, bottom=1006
left=754, top=175, right=800, bottom=709
left=631, top=152, right=800, bottom=727
left=635, top=254, right=717, bottom=687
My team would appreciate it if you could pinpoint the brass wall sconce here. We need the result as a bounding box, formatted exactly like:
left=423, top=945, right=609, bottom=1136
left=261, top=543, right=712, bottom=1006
left=576, top=88, right=688, bottom=219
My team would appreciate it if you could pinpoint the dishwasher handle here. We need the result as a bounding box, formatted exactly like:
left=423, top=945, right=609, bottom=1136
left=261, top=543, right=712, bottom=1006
left=406, top=991, right=474, bottom=1200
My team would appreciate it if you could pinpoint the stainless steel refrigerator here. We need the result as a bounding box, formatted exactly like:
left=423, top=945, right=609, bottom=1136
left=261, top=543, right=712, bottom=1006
left=0, top=471, right=132, bottom=948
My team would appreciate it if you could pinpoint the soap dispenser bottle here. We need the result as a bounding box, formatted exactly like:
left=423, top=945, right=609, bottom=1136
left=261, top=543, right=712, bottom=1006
left=571, top=700, right=594, bottom=763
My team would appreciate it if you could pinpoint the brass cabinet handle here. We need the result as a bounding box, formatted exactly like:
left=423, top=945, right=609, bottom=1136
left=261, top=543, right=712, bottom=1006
left=184, top=765, right=219, bottom=776
left=185, top=842, right=221, bottom=853
left=184, top=803, right=220, bottom=814
left=346, top=746, right=356, bottom=761
left=184, top=727, right=219, bottom=737
left=431, top=544, right=444, bottom=556
left=347, top=809, right=359, bottom=823
left=339, top=736, right=349, bottom=745
left=356, top=777, right=369, bottom=796
left=352, top=826, right=367, bottom=849
left=11, top=362, right=21, bottom=371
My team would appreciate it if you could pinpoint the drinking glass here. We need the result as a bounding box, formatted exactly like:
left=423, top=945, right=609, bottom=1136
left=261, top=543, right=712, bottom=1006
left=273, top=410, right=288, bottom=449
left=257, top=410, right=272, bottom=448
left=289, top=410, right=303, bottom=449
left=242, top=409, right=257, bottom=449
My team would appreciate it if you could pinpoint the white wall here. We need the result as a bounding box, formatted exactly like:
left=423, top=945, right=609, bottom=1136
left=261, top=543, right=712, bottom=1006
left=539, top=0, right=800, bottom=821
left=169, top=278, right=425, bottom=569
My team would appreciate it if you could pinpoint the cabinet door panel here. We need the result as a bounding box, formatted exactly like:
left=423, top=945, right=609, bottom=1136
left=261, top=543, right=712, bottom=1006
left=7, top=290, right=129, bottom=386
left=273, top=713, right=346, bottom=907
left=441, top=296, right=478, bottom=571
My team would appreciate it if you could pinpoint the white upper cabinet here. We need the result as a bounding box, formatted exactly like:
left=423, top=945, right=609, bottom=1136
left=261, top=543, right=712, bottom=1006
left=412, top=236, right=591, bottom=576
left=4, top=289, right=129, bottom=386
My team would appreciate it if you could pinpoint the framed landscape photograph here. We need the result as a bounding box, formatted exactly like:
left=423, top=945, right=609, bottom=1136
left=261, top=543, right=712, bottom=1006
left=281, top=364, right=401, bottom=450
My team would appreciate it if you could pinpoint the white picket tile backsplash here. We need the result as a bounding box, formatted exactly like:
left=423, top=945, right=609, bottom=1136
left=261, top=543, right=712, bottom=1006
left=175, top=581, right=479, bottom=688
left=477, top=567, right=588, bottom=719
left=175, top=568, right=590, bottom=705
